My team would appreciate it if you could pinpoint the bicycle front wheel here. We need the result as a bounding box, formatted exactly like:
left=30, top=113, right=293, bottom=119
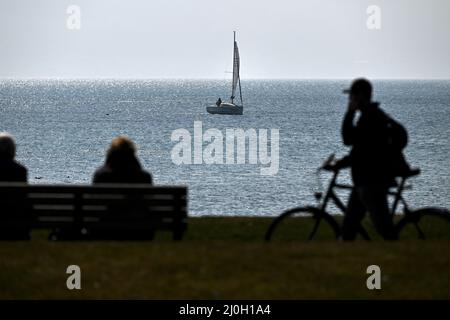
left=265, top=206, right=340, bottom=242
left=397, top=207, right=450, bottom=240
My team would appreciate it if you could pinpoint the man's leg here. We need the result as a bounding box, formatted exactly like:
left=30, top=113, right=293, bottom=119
left=360, top=185, right=398, bottom=240
left=342, top=188, right=366, bottom=240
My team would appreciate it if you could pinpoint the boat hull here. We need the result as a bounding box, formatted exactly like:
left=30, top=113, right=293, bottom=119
left=206, top=103, right=243, bottom=115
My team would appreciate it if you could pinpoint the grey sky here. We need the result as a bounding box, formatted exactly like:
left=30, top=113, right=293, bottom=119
left=0, top=0, right=449, bottom=79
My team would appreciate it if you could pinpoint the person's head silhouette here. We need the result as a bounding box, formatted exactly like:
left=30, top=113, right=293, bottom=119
left=105, top=135, right=139, bottom=169
left=93, top=135, right=152, bottom=184
left=343, top=78, right=373, bottom=111
left=0, top=132, right=16, bottom=161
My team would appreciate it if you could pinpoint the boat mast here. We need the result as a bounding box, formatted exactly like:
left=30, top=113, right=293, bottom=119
left=231, top=31, right=236, bottom=104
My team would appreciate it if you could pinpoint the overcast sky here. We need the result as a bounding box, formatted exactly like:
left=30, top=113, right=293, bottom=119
left=0, top=0, right=449, bottom=79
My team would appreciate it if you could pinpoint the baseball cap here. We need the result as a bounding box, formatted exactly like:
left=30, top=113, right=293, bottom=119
left=343, top=78, right=372, bottom=96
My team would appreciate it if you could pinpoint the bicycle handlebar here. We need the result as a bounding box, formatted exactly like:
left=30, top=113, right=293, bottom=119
left=320, top=153, right=355, bottom=173
left=319, top=155, right=420, bottom=181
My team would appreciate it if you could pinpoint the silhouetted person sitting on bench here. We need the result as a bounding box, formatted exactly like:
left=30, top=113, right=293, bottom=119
left=50, top=136, right=153, bottom=240
left=0, top=133, right=27, bottom=182
left=93, top=135, right=152, bottom=184
left=0, top=132, right=30, bottom=240
left=90, top=136, right=153, bottom=240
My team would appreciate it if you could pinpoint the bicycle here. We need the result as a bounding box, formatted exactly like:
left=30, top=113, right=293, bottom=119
left=265, top=155, right=450, bottom=241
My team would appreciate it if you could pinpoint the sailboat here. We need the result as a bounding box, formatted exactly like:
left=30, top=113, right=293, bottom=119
left=207, top=31, right=243, bottom=115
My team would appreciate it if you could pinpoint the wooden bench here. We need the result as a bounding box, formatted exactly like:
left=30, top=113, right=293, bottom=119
left=0, top=183, right=188, bottom=241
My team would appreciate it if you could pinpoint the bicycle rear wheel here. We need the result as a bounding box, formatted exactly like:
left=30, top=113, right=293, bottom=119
left=396, top=207, right=450, bottom=240
left=265, top=206, right=340, bottom=242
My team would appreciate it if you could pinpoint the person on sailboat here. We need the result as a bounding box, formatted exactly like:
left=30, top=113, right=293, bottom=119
left=216, top=98, right=222, bottom=107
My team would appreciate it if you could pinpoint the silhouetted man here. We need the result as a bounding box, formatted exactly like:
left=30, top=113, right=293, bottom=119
left=337, top=79, right=397, bottom=240
left=0, top=132, right=29, bottom=240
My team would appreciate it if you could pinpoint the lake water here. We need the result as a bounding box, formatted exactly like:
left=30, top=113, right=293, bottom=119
left=0, top=79, right=449, bottom=216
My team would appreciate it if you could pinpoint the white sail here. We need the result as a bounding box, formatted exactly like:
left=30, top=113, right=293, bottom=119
left=231, top=40, right=240, bottom=103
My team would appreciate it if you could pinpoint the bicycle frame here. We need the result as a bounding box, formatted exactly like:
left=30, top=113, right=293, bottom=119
left=317, top=169, right=411, bottom=217
left=317, top=170, right=349, bottom=214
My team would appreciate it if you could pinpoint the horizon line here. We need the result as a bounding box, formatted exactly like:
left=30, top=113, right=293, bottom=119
left=1, top=77, right=450, bottom=81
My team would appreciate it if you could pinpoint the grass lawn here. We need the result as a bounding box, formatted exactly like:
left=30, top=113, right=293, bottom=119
left=0, top=217, right=449, bottom=299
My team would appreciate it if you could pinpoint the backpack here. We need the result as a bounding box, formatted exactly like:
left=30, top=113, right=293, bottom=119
left=383, top=112, right=410, bottom=176
left=385, top=115, right=408, bottom=150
